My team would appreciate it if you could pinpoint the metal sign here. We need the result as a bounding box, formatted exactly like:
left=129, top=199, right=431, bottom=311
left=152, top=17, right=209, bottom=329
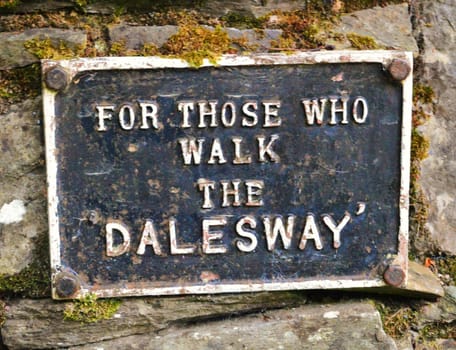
left=43, top=51, right=413, bottom=299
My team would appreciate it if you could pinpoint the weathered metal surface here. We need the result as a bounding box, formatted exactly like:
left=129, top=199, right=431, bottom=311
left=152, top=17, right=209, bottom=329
left=42, top=51, right=413, bottom=299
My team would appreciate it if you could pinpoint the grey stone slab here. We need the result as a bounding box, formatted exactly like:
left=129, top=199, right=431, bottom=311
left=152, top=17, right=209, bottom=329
left=0, top=28, right=86, bottom=70
left=201, top=0, right=306, bottom=18
left=404, top=261, right=445, bottom=298
left=1, top=292, right=306, bottom=349
left=108, top=24, right=281, bottom=52
left=330, top=3, right=418, bottom=54
left=0, top=97, right=47, bottom=275
left=224, top=27, right=282, bottom=51
left=416, top=0, right=456, bottom=255
left=68, top=302, right=397, bottom=350
left=108, top=24, right=179, bottom=50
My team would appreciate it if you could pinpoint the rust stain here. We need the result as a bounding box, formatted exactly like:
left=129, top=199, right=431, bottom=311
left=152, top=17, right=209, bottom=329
left=200, top=271, right=220, bottom=283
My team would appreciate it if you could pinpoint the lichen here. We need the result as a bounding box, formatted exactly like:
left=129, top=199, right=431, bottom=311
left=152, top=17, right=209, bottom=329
left=24, top=37, right=84, bottom=59
left=346, top=32, right=381, bottom=49
left=63, top=293, right=122, bottom=323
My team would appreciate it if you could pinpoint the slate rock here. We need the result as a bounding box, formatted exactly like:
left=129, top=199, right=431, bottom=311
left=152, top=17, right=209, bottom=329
left=201, top=0, right=306, bottom=18
left=68, top=302, right=397, bottom=350
left=108, top=24, right=179, bottom=50
left=416, top=0, right=456, bottom=255
left=0, top=97, right=47, bottom=274
left=1, top=292, right=306, bottom=349
left=224, top=27, right=282, bottom=51
left=330, top=3, right=418, bottom=54
left=0, top=28, right=86, bottom=70
left=108, top=24, right=282, bottom=53
left=403, top=261, right=445, bottom=298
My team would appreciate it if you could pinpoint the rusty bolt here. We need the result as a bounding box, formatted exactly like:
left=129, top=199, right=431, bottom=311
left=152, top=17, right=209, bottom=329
left=387, top=59, right=411, bottom=81
left=383, top=265, right=405, bottom=287
left=55, top=272, right=80, bottom=298
left=45, top=66, right=69, bottom=91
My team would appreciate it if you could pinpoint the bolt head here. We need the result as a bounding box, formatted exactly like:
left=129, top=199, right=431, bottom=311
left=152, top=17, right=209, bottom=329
left=383, top=265, right=405, bottom=287
left=387, top=59, right=411, bottom=81
left=45, top=66, right=69, bottom=91
left=55, top=273, right=80, bottom=298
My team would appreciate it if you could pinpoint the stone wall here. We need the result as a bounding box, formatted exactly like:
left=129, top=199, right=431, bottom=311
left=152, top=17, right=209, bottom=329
left=0, top=1, right=455, bottom=349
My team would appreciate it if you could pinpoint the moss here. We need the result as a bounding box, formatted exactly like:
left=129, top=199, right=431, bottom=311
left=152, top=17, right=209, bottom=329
left=0, top=0, right=19, bottom=9
left=0, top=64, right=40, bottom=113
left=408, top=83, right=435, bottom=258
left=24, top=37, right=84, bottom=59
left=0, top=300, right=5, bottom=327
left=162, top=22, right=231, bottom=67
left=63, top=293, right=122, bottom=323
left=109, top=40, right=128, bottom=56
left=434, top=255, right=456, bottom=285
left=414, top=84, right=435, bottom=105
left=420, top=321, right=456, bottom=341
left=344, top=0, right=404, bottom=12
left=220, top=11, right=265, bottom=29
left=74, top=0, right=92, bottom=12
left=264, top=10, right=327, bottom=51
left=346, top=32, right=381, bottom=49
left=0, top=233, right=50, bottom=298
left=270, top=36, right=296, bottom=53
left=141, top=43, right=160, bottom=56
left=375, top=299, right=419, bottom=339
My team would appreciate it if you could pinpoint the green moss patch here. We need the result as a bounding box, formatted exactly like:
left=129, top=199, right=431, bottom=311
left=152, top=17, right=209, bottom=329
left=24, top=37, right=84, bottom=59
left=0, top=233, right=50, bottom=298
left=63, top=293, right=122, bottom=323
left=409, top=84, right=435, bottom=258
left=0, top=64, right=40, bottom=114
left=0, top=0, right=19, bottom=9
left=265, top=10, right=328, bottom=51
left=162, top=22, right=231, bottom=66
left=346, top=32, right=381, bottom=49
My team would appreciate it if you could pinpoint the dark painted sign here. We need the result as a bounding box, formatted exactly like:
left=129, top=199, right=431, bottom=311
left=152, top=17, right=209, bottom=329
left=43, top=52, right=412, bottom=299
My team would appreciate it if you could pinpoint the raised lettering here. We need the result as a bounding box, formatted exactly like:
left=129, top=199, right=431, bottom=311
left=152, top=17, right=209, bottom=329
left=236, top=216, right=258, bottom=253
left=258, top=134, right=280, bottom=162
left=322, top=213, right=351, bottom=249
left=139, top=102, right=159, bottom=129
left=263, top=101, right=282, bottom=127
left=302, top=98, right=327, bottom=125
left=202, top=217, right=227, bottom=254
left=106, top=221, right=130, bottom=257
left=298, top=214, right=323, bottom=250
left=169, top=217, right=196, bottom=254
left=136, top=220, right=163, bottom=255
left=95, top=105, right=115, bottom=131
left=263, top=215, right=295, bottom=251
left=178, top=138, right=205, bottom=165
